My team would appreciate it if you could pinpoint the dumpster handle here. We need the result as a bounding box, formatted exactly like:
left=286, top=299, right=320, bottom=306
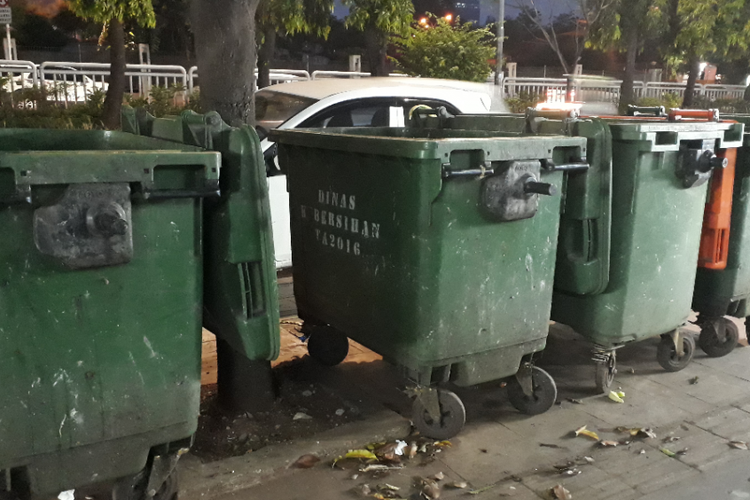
left=542, top=159, right=590, bottom=172
left=142, top=188, right=221, bottom=199
left=626, top=105, right=667, bottom=117
left=668, top=109, right=720, bottom=122
left=442, top=162, right=494, bottom=179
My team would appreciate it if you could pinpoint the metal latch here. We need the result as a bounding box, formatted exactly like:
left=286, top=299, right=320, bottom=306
left=480, top=160, right=557, bottom=222
left=34, top=183, right=133, bottom=269
left=677, top=145, right=727, bottom=188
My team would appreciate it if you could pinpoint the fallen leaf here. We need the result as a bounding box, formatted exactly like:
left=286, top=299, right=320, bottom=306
left=359, top=464, right=404, bottom=472
left=434, top=440, right=452, bottom=448
left=448, top=481, right=468, bottom=489
left=356, top=484, right=371, bottom=496
left=575, top=425, right=600, bottom=441
left=292, top=454, right=320, bottom=468
left=729, top=441, right=749, bottom=450
left=616, top=391, right=626, bottom=398
left=583, top=456, right=595, bottom=464
left=345, top=450, right=378, bottom=460
left=377, top=483, right=400, bottom=491
left=551, top=484, right=572, bottom=500
left=634, top=428, right=657, bottom=439
left=293, top=412, right=313, bottom=420
left=608, top=391, right=625, bottom=403
left=421, top=478, right=441, bottom=499
left=431, top=472, right=444, bottom=481
left=600, top=440, right=619, bottom=447
left=689, top=376, right=699, bottom=385
left=660, top=448, right=676, bottom=458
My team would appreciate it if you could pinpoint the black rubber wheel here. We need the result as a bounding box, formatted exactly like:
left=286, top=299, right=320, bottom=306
left=306, top=325, right=349, bottom=366
left=507, top=366, right=558, bottom=415
left=656, top=333, right=695, bottom=372
left=112, top=470, right=178, bottom=500
left=699, top=318, right=739, bottom=358
left=594, top=352, right=616, bottom=394
left=152, top=473, right=178, bottom=500
left=412, top=389, right=466, bottom=440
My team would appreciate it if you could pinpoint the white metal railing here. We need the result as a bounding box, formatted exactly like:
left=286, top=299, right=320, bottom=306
left=504, top=77, right=747, bottom=104
left=38, top=62, right=188, bottom=105
left=187, top=66, right=311, bottom=93
left=504, top=77, right=567, bottom=99
left=703, top=84, right=746, bottom=101
left=2, top=60, right=748, bottom=107
left=0, top=59, right=39, bottom=106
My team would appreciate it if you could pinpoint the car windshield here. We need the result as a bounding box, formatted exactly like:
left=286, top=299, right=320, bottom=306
left=255, top=90, right=317, bottom=129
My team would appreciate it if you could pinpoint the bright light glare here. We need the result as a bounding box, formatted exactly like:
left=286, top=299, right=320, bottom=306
left=445, top=13, right=453, bottom=21
left=419, top=17, right=428, bottom=24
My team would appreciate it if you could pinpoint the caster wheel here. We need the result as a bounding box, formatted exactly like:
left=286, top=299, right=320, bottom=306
left=113, top=469, right=178, bottom=500
left=699, top=318, right=739, bottom=358
left=412, top=389, right=466, bottom=440
left=306, top=325, right=349, bottom=366
left=657, top=333, right=695, bottom=372
left=594, top=351, right=616, bottom=394
left=507, top=366, right=557, bottom=415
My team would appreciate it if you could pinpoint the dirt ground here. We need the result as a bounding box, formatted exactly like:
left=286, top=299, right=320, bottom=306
left=192, top=323, right=383, bottom=462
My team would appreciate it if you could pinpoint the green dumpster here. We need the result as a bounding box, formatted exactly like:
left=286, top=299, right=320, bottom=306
left=420, top=109, right=744, bottom=392
left=550, top=115, right=744, bottom=390
left=0, top=110, right=278, bottom=499
left=691, top=114, right=750, bottom=358
left=273, top=126, right=587, bottom=438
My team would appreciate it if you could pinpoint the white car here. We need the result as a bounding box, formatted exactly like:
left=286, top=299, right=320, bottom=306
left=255, top=77, right=507, bottom=268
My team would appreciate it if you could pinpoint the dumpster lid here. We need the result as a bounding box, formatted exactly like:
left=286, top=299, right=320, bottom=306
left=0, top=129, right=221, bottom=202
left=272, top=127, right=587, bottom=161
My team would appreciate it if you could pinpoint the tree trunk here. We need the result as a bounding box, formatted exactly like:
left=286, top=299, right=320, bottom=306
left=619, top=30, right=638, bottom=113
left=683, top=52, right=700, bottom=108
left=364, top=24, right=388, bottom=76
left=257, top=26, right=276, bottom=89
left=190, top=0, right=261, bottom=126
left=102, top=19, right=126, bottom=130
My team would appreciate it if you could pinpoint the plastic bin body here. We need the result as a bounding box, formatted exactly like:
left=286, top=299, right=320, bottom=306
left=274, top=127, right=586, bottom=386
left=693, top=116, right=750, bottom=318
left=0, top=128, right=218, bottom=496
left=122, top=109, right=281, bottom=362
left=551, top=120, right=744, bottom=347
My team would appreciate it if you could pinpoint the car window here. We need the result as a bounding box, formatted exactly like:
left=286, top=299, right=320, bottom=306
left=302, top=102, right=393, bottom=128
left=256, top=90, right=318, bottom=129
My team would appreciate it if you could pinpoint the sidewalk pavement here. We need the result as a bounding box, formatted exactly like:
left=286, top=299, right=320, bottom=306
left=181, top=321, right=750, bottom=500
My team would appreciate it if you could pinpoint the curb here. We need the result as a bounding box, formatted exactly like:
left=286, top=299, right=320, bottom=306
left=179, top=410, right=410, bottom=499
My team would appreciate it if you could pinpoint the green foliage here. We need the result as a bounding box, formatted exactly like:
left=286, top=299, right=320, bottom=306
left=258, top=0, right=334, bottom=39
left=123, top=84, right=199, bottom=117
left=506, top=91, right=544, bottom=113
left=0, top=86, right=103, bottom=129
left=636, top=92, right=683, bottom=109
left=671, top=0, right=750, bottom=59
left=0, top=84, right=198, bottom=129
left=393, top=17, right=495, bottom=82
left=690, top=96, right=750, bottom=113
left=586, top=0, right=667, bottom=53
left=344, top=0, right=414, bottom=37
left=67, top=0, right=156, bottom=27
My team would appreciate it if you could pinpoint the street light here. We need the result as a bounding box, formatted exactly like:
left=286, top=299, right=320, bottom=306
left=445, top=13, right=453, bottom=22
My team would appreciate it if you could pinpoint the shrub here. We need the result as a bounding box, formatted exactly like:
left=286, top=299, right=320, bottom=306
left=393, top=16, right=495, bottom=83
left=506, top=90, right=543, bottom=113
